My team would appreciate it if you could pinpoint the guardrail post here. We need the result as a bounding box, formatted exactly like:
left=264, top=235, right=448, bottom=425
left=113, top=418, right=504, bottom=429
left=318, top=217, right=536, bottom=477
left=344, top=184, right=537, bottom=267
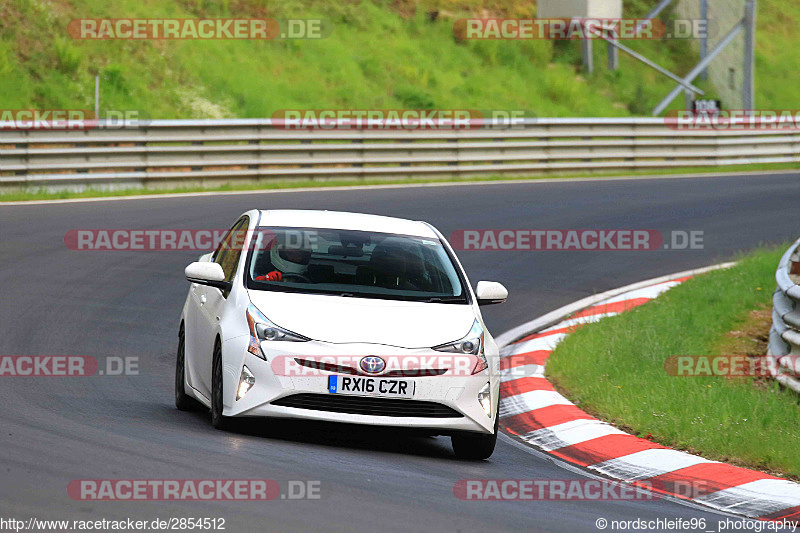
left=699, top=0, right=708, bottom=80
left=607, top=28, right=618, bottom=71
left=742, top=0, right=757, bottom=110
left=684, top=89, right=694, bottom=111
left=582, top=38, right=594, bottom=74
left=94, top=75, right=100, bottom=118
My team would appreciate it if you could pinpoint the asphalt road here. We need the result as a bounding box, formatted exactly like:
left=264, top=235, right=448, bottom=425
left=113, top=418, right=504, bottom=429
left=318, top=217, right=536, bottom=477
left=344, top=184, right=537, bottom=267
left=1, top=172, right=799, bottom=532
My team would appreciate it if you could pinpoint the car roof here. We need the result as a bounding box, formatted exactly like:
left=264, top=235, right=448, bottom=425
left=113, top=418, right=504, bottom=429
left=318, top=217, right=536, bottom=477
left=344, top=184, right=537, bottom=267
left=256, top=210, right=439, bottom=239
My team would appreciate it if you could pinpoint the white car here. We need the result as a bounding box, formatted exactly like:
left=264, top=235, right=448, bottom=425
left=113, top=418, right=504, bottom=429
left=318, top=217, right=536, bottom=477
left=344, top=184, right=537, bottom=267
left=176, top=210, right=508, bottom=459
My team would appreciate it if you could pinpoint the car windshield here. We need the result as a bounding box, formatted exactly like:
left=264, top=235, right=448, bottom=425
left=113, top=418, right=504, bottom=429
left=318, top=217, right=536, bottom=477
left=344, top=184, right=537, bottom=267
left=246, top=227, right=467, bottom=303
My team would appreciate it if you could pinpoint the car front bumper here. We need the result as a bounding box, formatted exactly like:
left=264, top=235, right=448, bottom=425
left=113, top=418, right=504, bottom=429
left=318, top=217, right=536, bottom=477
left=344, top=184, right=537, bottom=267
left=215, top=335, right=498, bottom=434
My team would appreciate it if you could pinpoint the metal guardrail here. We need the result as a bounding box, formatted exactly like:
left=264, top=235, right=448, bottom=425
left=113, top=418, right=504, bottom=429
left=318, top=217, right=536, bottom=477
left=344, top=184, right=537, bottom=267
left=1, top=118, right=799, bottom=190
left=768, top=237, right=800, bottom=393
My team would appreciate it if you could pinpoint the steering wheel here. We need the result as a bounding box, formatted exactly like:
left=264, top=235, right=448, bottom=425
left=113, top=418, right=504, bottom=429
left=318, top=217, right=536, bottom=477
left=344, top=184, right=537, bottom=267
left=281, top=272, right=312, bottom=283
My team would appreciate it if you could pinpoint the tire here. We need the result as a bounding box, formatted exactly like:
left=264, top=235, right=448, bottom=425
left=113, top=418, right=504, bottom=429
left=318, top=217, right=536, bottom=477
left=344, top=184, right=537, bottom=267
left=175, top=325, right=202, bottom=411
left=211, top=339, right=231, bottom=430
left=451, top=406, right=499, bottom=460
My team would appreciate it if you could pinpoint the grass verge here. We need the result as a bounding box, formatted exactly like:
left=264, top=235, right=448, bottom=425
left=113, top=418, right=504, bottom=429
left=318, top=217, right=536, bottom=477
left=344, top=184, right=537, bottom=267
left=1, top=162, right=798, bottom=203
left=3, top=0, right=800, bottom=117
left=546, top=245, right=800, bottom=479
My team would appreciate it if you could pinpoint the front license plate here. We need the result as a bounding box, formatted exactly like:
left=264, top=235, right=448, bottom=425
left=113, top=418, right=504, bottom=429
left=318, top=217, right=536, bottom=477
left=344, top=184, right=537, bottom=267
left=328, top=375, right=415, bottom=399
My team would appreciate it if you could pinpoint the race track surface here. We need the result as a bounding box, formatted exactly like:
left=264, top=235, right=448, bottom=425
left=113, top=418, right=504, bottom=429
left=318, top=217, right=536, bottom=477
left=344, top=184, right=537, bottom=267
left=2, top=173, right=799, bottom=532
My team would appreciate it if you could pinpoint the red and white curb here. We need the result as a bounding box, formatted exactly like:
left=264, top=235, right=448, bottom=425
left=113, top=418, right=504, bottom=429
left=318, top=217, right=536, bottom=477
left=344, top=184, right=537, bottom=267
left=497, top=264, right=800, bottom=522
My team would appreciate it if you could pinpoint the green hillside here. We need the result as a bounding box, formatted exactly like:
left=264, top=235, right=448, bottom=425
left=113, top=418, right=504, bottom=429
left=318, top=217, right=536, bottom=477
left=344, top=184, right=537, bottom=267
left=0, top=0, right=796, bottom=118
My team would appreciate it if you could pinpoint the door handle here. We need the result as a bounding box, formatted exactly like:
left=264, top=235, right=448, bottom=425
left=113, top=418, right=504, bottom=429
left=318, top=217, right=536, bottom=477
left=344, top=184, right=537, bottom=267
left=200, top=294, right=207, bottom=305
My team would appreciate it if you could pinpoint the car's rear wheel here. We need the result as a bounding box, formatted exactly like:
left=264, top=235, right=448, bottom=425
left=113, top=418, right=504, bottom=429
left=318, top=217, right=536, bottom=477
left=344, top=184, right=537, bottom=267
left=175, top=325, right=201, bottom=411
left=211, top=339, right=230, bottom=430
left=451, top=406, right=499, bottom=460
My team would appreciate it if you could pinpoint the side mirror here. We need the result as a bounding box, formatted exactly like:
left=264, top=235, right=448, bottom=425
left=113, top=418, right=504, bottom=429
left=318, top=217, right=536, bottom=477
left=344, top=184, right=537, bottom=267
left=475, top=281, right=508, bottom=306
left=185, top=262, right=232, bottom=292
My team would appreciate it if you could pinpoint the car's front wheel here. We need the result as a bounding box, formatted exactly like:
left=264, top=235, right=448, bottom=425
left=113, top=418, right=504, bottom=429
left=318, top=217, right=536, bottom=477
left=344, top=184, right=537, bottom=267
left=451, top=407, right=499, bottom=460
left=175, top=325, right=202, bottom=411
left=211, top=339, right=231, bottom=430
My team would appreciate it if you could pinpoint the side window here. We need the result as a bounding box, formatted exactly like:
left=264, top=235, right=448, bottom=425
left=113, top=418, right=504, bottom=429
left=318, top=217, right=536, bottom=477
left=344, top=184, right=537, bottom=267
left=213, top=217, right=249, bottom=283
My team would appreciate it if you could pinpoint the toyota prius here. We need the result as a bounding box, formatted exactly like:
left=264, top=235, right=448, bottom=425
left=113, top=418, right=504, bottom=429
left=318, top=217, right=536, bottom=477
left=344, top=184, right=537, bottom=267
left=176, top=209, right=508, bottom=459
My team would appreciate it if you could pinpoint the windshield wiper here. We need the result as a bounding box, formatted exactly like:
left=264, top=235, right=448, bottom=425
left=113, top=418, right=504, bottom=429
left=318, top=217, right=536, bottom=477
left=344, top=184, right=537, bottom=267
left=424, top=296, right=466, bottom=303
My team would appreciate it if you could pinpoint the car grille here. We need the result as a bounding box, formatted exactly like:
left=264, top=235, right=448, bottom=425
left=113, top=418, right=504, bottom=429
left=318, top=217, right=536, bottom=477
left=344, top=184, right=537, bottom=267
left=271, top=394, right=463, bottom=418
left=293, top=358, right=449, bottom=377
left=294, top=358, right=358, bottom=375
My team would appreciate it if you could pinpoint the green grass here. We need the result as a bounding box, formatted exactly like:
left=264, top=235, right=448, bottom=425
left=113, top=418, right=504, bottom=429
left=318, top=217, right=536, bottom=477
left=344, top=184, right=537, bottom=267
left=1, top=162, right=798, bottom=203
left=546, top=245, right=800, bottom=479
left=1, top=0, right=798, bottom=118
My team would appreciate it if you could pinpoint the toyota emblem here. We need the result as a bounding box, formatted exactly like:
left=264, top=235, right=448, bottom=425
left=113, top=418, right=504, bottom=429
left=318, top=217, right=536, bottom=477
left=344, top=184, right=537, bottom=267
left=360, top=356, right=386, bottom=374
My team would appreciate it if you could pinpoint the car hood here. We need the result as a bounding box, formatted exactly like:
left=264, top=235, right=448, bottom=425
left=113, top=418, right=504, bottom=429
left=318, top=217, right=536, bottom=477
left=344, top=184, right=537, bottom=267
left=247, top=290, right=476, bottom=348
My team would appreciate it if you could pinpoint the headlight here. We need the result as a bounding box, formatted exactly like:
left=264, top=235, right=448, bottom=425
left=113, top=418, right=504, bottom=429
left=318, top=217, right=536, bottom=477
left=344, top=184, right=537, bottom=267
left=433, top=320, right=488, bottom=374
left=246, top=303, right=309, bottom=359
